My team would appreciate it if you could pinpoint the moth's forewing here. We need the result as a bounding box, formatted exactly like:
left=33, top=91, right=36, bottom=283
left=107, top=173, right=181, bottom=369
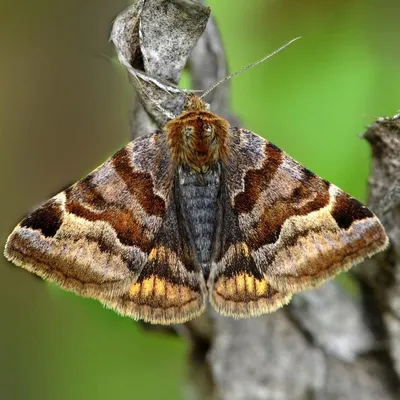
left=208, top=128, right=388, bottom=317
left=5, top=132, right=206, bottom=324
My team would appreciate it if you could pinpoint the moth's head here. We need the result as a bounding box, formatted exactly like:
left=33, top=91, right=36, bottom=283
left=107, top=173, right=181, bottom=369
left=165, top=95, right=231, bottom=172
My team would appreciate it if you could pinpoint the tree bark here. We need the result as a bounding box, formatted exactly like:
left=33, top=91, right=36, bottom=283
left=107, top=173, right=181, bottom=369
left=111, top=1, right=400, bottom=398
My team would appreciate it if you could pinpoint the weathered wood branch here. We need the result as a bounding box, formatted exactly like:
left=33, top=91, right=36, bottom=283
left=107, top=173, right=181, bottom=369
left=111, top=1, right=400, bottom=398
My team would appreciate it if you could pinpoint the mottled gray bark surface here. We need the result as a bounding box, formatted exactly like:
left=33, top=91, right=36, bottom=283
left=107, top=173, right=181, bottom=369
left=111, top=1, right=400, bottom=399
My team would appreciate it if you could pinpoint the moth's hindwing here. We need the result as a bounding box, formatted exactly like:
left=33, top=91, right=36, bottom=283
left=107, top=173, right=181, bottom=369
left=208, top=128, right=388, bottom=317
left=5, top=132, right=206, bottom=324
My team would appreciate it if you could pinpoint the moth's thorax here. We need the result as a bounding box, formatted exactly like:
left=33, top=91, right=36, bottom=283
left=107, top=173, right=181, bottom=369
left=165, top=97, right=231, bottom=172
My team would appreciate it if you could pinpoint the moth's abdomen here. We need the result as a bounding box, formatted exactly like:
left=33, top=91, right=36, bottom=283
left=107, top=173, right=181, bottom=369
left=179, top=165, right=220, bottom=278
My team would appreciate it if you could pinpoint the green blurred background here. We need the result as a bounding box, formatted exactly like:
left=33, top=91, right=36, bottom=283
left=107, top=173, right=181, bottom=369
left=1, top=1, right=399, bottom=399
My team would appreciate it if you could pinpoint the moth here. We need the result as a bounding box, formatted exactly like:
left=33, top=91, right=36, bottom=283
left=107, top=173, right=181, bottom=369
left=4, top=92, right=388, bottom=324
left=4, top=37, right=388, bottom=324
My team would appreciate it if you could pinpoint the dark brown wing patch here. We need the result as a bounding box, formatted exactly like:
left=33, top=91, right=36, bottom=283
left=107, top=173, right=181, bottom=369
left=20, top=199, right=63, bottom=238
left=233, top=142, right=283, bottom=214
left=112, top=147, right=166, bottom=216
left=331, top=191, right=374, bottom=229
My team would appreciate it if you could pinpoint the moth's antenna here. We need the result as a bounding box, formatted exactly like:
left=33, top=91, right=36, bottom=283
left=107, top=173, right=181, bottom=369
left=200, top=37, right=301, bottom=100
